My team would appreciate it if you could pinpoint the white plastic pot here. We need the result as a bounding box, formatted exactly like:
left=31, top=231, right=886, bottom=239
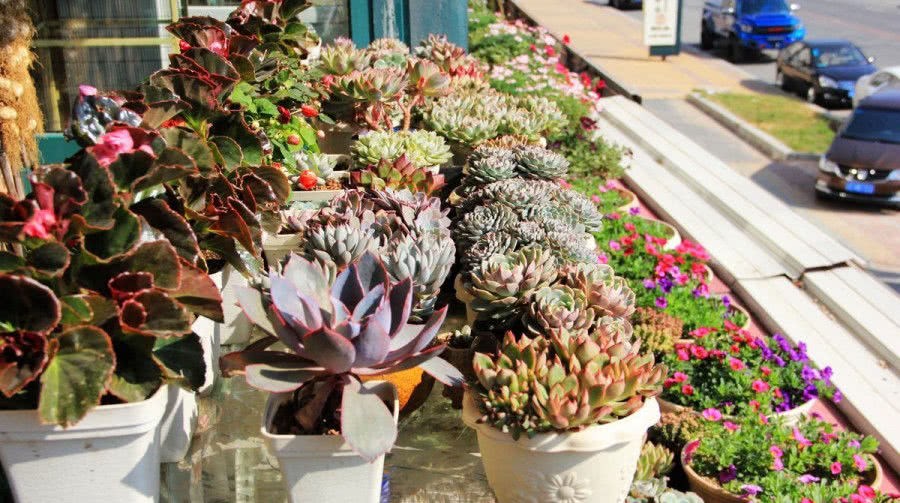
left=158, top=383, right=198, bottom=463
left=262, top=381, right=398, bottom=503
left=463, top=391, right=660, bottom=503
left=0, top=386, right=167, bottom=503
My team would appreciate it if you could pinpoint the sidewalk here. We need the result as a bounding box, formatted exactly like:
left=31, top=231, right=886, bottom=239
left=513, top=0, right=751, bottom=99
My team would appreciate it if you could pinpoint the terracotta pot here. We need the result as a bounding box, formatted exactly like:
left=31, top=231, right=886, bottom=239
left=614, top=187, right=640, bottom=213
left=682, top=443, right=883, bottom=502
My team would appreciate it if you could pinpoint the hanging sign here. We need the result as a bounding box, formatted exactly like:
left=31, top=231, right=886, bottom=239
left=643, top=0, right=682, bottom=57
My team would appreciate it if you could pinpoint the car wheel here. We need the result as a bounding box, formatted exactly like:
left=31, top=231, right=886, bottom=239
left=806, top=85, right=819, bottom=105
left=700, top=25, right=713, bottom=50
left=728, top=39, right=743, bottom=63
left=775, top=70, right=789, bottom=91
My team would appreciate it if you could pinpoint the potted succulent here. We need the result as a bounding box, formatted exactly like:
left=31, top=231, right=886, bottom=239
left=288, top=151, right=350, bottom=202
left=629, top=441, right=704, bottom=502
left=464, top=326, right=666, bottom=503
left=659, top=329, right=838, bottom=423
left=0, top=164, right=221, bottom=501
left=220, top=252, right=462, bottom=502
left=682, top=416, right=885, bottom=502
left=350, top=129, right=452, bottom=173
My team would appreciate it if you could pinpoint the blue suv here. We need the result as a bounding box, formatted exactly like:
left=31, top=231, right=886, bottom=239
left=701, top=0, right=805, bottom=62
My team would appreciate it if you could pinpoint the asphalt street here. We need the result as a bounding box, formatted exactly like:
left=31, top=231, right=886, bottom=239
left=620, top=0, right=900, bottom=86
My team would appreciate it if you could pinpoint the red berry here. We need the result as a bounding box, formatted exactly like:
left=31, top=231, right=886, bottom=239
left=300, top=105, right=318, bottom=118
left=179, top=40, right=191, bottom=52
left=286, top=134, right=301, bottom=145
left=298, top=170, right=318, bottom=190
left=278, top=105, right=291, bottom=124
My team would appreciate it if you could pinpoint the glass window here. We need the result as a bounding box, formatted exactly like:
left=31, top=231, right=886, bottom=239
left=791, top=48, right=811, bottom=67
left=739, top=0, right=789, bottom=15
left=842, top=108, right=900, bottom=145
left=812, top=45, right=868, bottom=68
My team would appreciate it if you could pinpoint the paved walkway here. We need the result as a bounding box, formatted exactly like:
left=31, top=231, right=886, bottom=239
left=514, top=0, right=752, bottom=99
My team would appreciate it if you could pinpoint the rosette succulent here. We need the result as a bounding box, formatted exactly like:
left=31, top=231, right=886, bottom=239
left=461, top=246, right=558, bottom=329
left=452, top=204, right=519, bottom=250
left=560, top=263, right=636, bottom=319
left=472, top=330, right=666, bottom=438
left=514, top=145, right=569, bottom=180
left=466, top=153, right=517, bottom=186
left=383, top=231, right=455, bottom=321
left=523, top=285, right=595, bottom=337
left=303, top=216, right=377, bottom=269
left=632, top=308, right=683, bottom=356
left=319, top=38, right=370, bottom=75
left=351, top=130, right=451, bottom=169
left=350, top=155, right=445, bottom=195
left=634, top=442, right=674, bottom=482
left=221, top=253, right=463, bottom=461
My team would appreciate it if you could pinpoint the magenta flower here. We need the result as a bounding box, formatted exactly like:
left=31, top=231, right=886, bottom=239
left=608, top=240, right=621, bottom=251
left=718, top=464, right=737, bottom=483
left=849, top=439, right=861, bottom=448
left=831, top=461, right=842, bottom=475
left=854, top=454, right=868, bottom=471
left=702, top=408, right=722, bottom=421
left=798, top=474, right=820, bottom=484
left=741, top=485, right=762, bottom=496
left=751, top=379, right=770, bottom=393
left=769, top=445, right=783, bottom=458
left=89, top=128, right=155, bottom=167
left=628, top=206, right=640, bottom=215
left=792, top=428, right=813, bottom=448
left=728, top=358, right=745, bottom=371
left=655, top=297, right=668, bottom=309
left=772, top=457, right=784, bottom=471
left=672, top=371, right=688, bottom=382
left=723, top=421, right=740, bottom=431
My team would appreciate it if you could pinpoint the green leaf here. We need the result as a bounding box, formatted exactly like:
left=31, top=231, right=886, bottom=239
left=131, top=199, right=200, bottom=265
left=229, top=81, right=256, bottom=110
left=68, top=154, right=118, bottom=232
left=132, top=147, right=199, bottom=192
left=27, top=241, right=70, bottom=277
left=59, top=295, right=93, bottom=326
left=159, top=128, right=215, bottom=174
left=107, top=333, right=162, bottom=403
left=0, top=251, right=25, bottom=271
left=120, top=290, right=193, bottom=338
left=253, top=98, right=279, bottom=117
left=83, top=205, right=141, bottom=260
left=210, top=136, right=243, bottom=170
left=154, top=333, right=205, bottom=390
left=170, top=258, right=223, bottom=322
left=38, top=326, right=114, bottom=426
left=229, top=55, right=256, bottom=83
left=0, top=275, right=61, bottom=333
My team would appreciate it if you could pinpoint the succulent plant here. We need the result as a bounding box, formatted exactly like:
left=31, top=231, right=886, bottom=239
left=462, top=246, right=558, bottom=329
left=326, top=67, right=407, bottom=130
left=442, top=325, right=474, bottom=349
left=222, top=253, right=463, bottom=461
left=472, top=330, right=666, bottom=438
left=351, top=130, right=451, bottom=169
left=452, top=204, right=519, bottom=249
left=649, top=411, right=704, bottom=454
left=367, top=38, right=409, bottom=58
left=479, top=134, right=540, bottom=149
left=514, top=145, right=569, bottom=180
left=629, top=477, right=670, bottom=502
left=303, top=216, right=377, bottom=269
left=382, top=231, right=455, bottom=321
left=466, top=153, right=517, bottom=186
left=656, top=491, right=704, bottom=503
left=414, top=34, right=484, bottom=78
left=634, top=442, right=674, bottom=482
left=523, top=285, right=595, bottom=337
left=515, top=95, right=567, bottom=137
left=632, top=308, right=684, bottom=356
left=560, top=263, right=636, bottom=319
left=462, top=231, right=520, bottom=271
left=554, top=188, right=604, bottom=232
left=350, top=155, right=446, bottom=195
left=423, top=99, right=502, bottom=146
left=319, top=38, right=370, bottom=75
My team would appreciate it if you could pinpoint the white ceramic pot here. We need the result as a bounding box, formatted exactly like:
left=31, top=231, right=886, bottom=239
left=463, top=391, right=660, bottom=503
left=262, top=381, right=398, bottom=503
left=0, top=386, right=167, bottom=503
left=158, top=384, right=198, bottom=463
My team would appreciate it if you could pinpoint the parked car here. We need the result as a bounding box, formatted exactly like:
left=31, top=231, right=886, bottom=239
left=609, top=0, right=640, bottom=8
left=854, top=66, right=900, bottom=107
left=701, top=0, right=805, bottom=62
left=816, top=88, right=900, bottom=207
left=776, top=39, right=876, bottom=107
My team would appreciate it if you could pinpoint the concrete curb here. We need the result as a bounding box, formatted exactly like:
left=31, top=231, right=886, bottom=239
left=506, top=0, right=643, bottom=103
left=686, top=92, right=821, bottom=161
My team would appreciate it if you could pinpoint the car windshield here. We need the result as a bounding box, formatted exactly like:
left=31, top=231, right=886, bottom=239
left=739, top=0, right=790, bottom=15
left=841, top=108, right=900, bottom=145
left=812, top=45, right=867, bottom=68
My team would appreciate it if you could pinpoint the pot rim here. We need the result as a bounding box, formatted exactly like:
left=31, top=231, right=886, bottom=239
left=0, top=385, right=168, bottom=438
left=462, top=390, right=659, bottom=452
left=658, top=396, right=817, bottom=420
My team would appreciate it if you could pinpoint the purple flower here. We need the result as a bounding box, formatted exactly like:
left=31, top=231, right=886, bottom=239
left=721, top=295, right=731, bottom=307
left=801, top=365, right=819, bottom=383
left=773, top=355, right=786, bottom=367
left=802, top=384, right=819, bottom=402
left=775, top=399, right=792, bottom=413
left=655, top=297, right=668, bottom=309
left=718, top=464, right=737, bottom=483
left=692, top=283, right=710, bottom=298
left=798, top=474, right=820, bottom=484
left=741, top=484, right=762, bottom=496
left=642, top=278, right=656, bottom=289
left=629, top=206, right=640, bottom=215
left=833, top=389, right=843, bottom=403
left=849, top=439, right=861, bottom=448
left=658, top=277, right=673, bottom=294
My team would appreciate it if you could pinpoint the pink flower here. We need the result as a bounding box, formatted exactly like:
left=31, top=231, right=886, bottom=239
left=591, top=195, right=601, bottom=203
left=798, top=474, right=819, bottom=484
left=677, top=348, right=689, bottom=361
left=751, top=380, right=770, bottom=393
left=608, top=240, right=621, bottom=251
left=760, top=365, right=772, bottom=376
left=596, top=253, right=608, bottom=264
left=78, top=84, right=97, bottom=96
left=562, top=34, right=571, bottom=44
left=792, top=428, right=813, bottom=448
left=801, top=499, right=814, bottom=503
left=854, top=454, right=868, bottom=471
left=723, top=421, right=740, bottom=431
left=728, top=358, right=745, bottom=371
left=850, top=494, right=866, bottom=503
left=690, top=345, right=709, bottom=360
left=772, top=456, right=784, bottom=471
left=831, top=461, right=842, bottom=475
left=749, top=399, right=760, bottom=411
left=821, top=431, right=838, bottom=444
left=90, top=128, right=155, bottom=167
left=759, top=413, right=769, bottom=424
left=858, top=486, right=876, bottom=498
left=681, top=384, right=694, bottom=396
left=672, top=372, right=688, bottom=383
left=769, top=445, right=783, bottom=457
left=22, top=207, right=57, bottom=239
left=684, top=440, right=700, bottom=461
left=702, top=408, right=722, bottom=421
left=624, top=222, right=636, bottom=232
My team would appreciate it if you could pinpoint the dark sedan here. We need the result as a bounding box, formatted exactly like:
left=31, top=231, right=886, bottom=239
left=816, top=89, right=900, bottom=207
left=776, top=39, right=876, bottom=108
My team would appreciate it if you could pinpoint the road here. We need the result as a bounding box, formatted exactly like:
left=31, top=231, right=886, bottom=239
left=620, top=0, right=900, bottom=86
